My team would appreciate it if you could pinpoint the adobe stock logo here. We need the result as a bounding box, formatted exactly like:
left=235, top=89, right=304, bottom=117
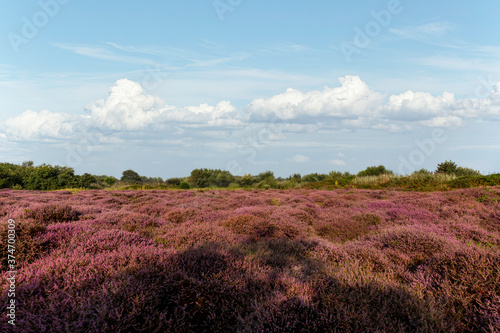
left=7, top=0, right=70, bottom=53
left=339, top=0, right=404, bottom=63
left=213, top=0, right=244, bottom=21
left=398, top=129, right=447, bottom=175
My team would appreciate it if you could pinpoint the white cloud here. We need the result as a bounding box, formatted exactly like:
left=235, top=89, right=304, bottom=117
left=245, top=75, right=500, bottom=130
left=2, top=76, right=500, bottom=145
left=291, top=155, right=310, bottom=163
left=247, top=75, right=385, bottom=120
left=85, top=79, right=243, bottom=130
left=3, top=110, right=78, bottom=141
left=390, top=22, right=454, bottom=40
left=330, top=159, right=347, bottom=166
left=86, top=79, right=165, bottom=130
left=419, top=115, right=463, bottom=128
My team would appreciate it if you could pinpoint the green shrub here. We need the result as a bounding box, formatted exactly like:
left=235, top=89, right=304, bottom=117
left=188, top=169, right=235, bottom=188
left=257, top=171, right=275, bottom=182
left=104, top=176, right=117, bottom=186
left=179, top=181, right=190, bottom=189
left=121, top=169, right=142, bottom=182
left=302, top=173, right=328, bottom=182
left=238, top=174, right=255, bottom=187
left=166, top=177, right=182, bottom=186
left=412, top=169, right=431, bottom=175
left=449, top=174, right=500, bottom=189
left=357, top=165, right=393, bottom=177
left=436, top=160, right=457, bottom=174
left=455, top=167, right=481, bottom=177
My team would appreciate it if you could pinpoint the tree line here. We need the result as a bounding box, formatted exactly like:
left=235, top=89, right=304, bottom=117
left=0, top=160, right=485, bottom=191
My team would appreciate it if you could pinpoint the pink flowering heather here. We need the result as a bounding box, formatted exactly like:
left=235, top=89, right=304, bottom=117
left=1, top=187, right=499, bottom=332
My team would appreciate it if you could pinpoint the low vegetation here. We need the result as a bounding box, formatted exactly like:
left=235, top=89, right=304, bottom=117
left=0, top=162, right=497, bottom=192
left=1, top=187, right=499, bottom=331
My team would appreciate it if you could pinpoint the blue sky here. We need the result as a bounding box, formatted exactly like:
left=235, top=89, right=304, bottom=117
left=1, top=0, right=500, bottom=178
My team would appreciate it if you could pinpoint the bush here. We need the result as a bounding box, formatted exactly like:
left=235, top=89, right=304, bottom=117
left=104, top=176, right=117, bottom=186
left=436, top=160, right=457, bottom=174
left=357, top=165, right=393, bottom=177
left=78, top=173, right=98, bottom=188
left=257, top=171, right=275, bottom=182
left=166, top=178, right=182, bottom=186
left=121, top=169, right=142, bottom=183
left=179, top=181, right=190, bottom=189
left=24, top=164, right=79, bottom=190
left=24, top=204, right=81, bottom=224
left=455, top=167, right=481, bottom=177
left=412, top=169, right=431, bottom=175
left=0, top=162, right=24, bottom=188
left=238, top=174, right=255, bottom=187
left=449, top=174, right=500, bottom=189
left=302, top=173, right=328, bottom=183
left=188, top=169, right=235, bottom=188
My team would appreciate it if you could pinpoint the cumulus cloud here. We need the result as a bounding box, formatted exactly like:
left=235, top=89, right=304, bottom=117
left=0, top=78, right=244, bottom=146
left=3, top=110, right=78, bottom=141
left=247, top=75, right=384, bottom=120
left=86, top=79, right=242, bottom=130
left=2, top=76, right=500, bottom=145
left=245, top=75, right=500, bottom=130
left=85, top=79, right=165, bottom=131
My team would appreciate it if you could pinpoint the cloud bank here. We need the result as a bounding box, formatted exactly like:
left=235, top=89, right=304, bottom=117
left=2, top=76, right=500, bottom=143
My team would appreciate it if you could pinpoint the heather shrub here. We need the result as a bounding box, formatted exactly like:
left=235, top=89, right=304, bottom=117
left=372, top=227, right=446, bottom=256
left=314, top=215, right=376, bottom=242
left=23, top=204, right=80, bottom=224
left=2, top=188, right=500, bottom=332
left=0, top=217, right=54, bottom=269
left=165, top=208, right=200, bottom=224
left=413, top=248, right=500, bottom=332
left=310, top=277, right=450, bottom=332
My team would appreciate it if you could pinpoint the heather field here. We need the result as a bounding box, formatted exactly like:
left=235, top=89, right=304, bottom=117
left=1, top=187, right=500, bottom=332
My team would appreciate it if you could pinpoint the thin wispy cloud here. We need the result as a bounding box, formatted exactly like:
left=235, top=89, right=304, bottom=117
left=54, top=43, right=158, bottom=66
left=390, top=21, right=455, bottom=40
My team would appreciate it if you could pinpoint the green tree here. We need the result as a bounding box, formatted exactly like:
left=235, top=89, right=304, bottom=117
left=104, top=176, right=118, bottom=186
left=357, top=165, right=393, bottom=177
left=0, top=163, right=23, bottom=189
left=179, top=181, right=190, bottom=189
left=188, top=169, right=235, bottom=188
left=121, top=169, right=142, bottom=182
left=238, top=174, right=254, bottom=187
left=288, top=173, right=302, bottom=183
left=25, top=164, right=62, bottom=190
left=78, top=173, right=97, bottom=188
left=455, top=167, right=481, bottom=177
left=166, top=177, right=182, bottom=186
left=436, top=160, right=457, bottom=174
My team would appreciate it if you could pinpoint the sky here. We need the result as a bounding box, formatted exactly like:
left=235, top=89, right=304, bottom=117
left=1, top=0, right=500, bottom=179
